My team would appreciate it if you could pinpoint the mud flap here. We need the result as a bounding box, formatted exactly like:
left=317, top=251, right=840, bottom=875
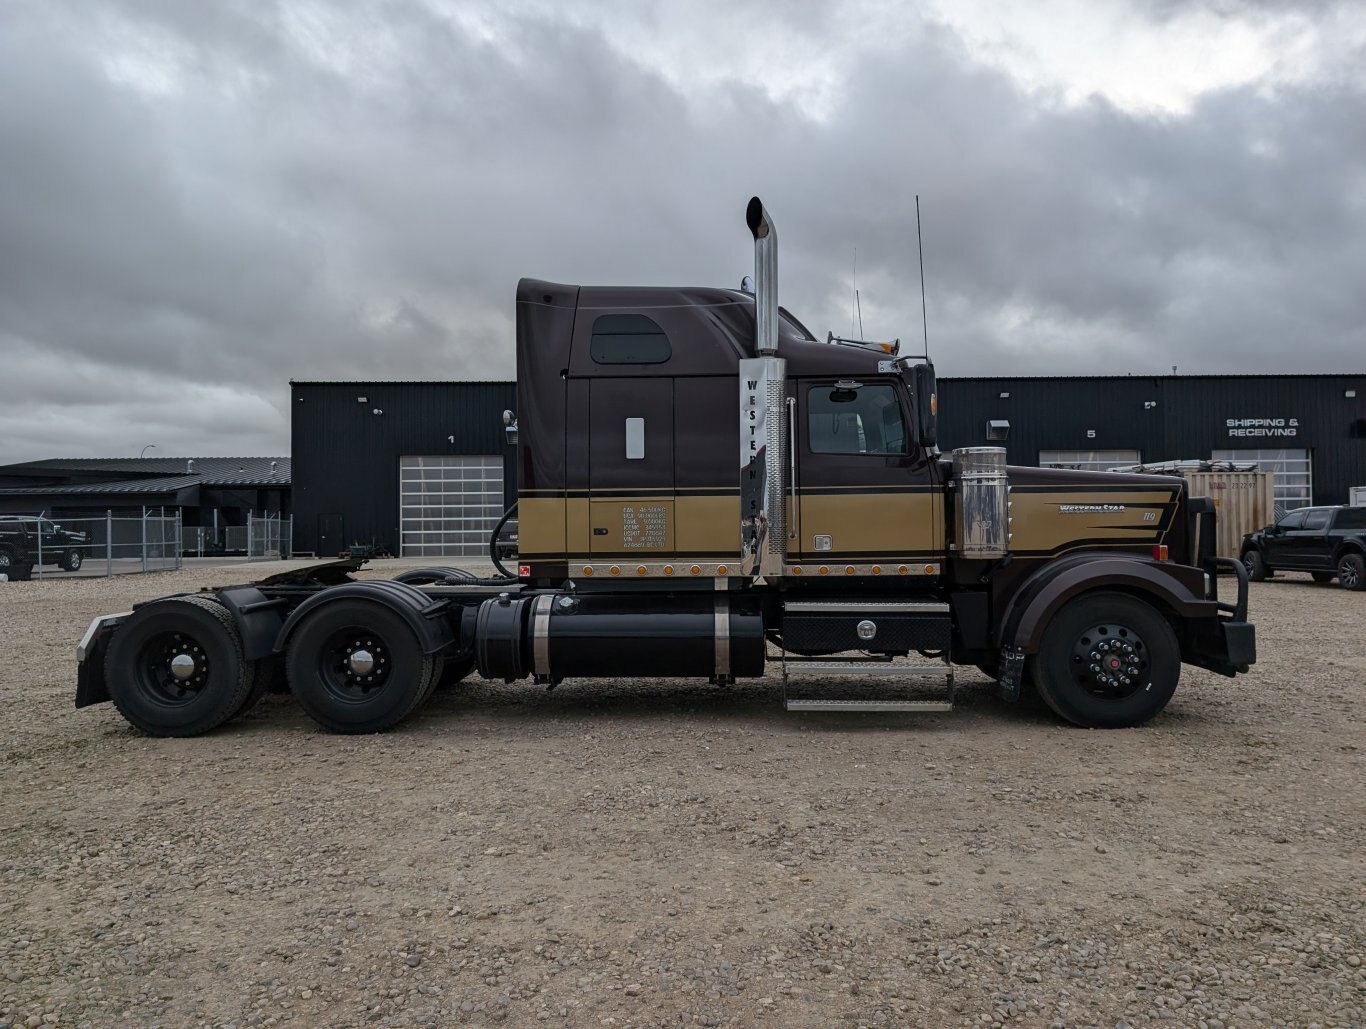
left=995, top=646, right=1026, bottom=702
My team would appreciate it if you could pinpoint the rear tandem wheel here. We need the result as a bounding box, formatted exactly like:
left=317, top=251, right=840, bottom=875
left=103, top=595, right=256, bottom=737
left=285, top=599, right=440, bottom=734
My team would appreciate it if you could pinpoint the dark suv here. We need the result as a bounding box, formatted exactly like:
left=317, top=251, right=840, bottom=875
left=1240, top=505, right=1366, bottom=591
left=0, top=516, right=90, bottom=572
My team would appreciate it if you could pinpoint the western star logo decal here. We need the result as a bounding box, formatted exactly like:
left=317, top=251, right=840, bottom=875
left=1058, top=503, right=1127, bottom=513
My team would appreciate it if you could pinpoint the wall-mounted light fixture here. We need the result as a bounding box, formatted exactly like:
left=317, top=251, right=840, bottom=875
left=998, top=391, right=1011, bottom=399
left=1144, top=400, right=1158, bottom=409
left=1347, top=389, right=1358, bottom=398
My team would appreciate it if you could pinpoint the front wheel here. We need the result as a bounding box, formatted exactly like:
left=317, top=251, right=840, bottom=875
left=1338, top=553, right=1365, bottom=591
left=1031, top=592, right=1180, bottom=729
left=1242, top=550, right=1271, bottom=581
left=62, top=549, right=83, bottom=571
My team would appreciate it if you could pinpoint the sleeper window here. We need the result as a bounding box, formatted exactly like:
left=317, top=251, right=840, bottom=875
left=590, top=314, right=671, bottom=364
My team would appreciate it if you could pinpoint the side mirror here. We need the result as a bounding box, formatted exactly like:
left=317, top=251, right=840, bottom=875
left=908, top=363, right=938, bottom=449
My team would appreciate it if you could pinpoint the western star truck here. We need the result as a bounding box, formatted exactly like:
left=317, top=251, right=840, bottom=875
left=75, top=198, right=1255, bottom=735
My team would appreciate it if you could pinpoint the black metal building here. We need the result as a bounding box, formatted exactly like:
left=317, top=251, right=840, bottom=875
left=938, top=374, right=1366, bottom=514
left=291, top=381, right=516, bottom=557
left=290, top=374, right=1365, bottom=558
left=0, top=456, right=291, bottom=528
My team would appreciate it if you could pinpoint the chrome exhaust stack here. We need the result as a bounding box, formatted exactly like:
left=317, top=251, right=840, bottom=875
left=739, top=196, right=788, bottom=578
left=746, top=197, right=779, bottom=357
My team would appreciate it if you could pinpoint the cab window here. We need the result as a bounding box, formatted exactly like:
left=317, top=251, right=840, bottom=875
left=1301, top=508, right=1330, bottom=530
left=808, top=383, right=907, bottom=455
left=1277, top=509, right=1307, bottom=529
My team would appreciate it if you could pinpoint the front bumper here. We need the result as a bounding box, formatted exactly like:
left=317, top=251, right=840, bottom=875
left=1186, top=554, right=1256, bottom=676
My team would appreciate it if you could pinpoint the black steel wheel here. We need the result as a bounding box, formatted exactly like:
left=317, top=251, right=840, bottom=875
left=1242, top=550, right=1270, bottom=581
left=1338, top=552, right=1365, bottom=591
left=62, top=549, right=83, bottom=571
left=1030, top=592, right=1180, bottom=729
left=104, top=596, right=254, bottom=736
left=286, top=600, right=438, bottom=733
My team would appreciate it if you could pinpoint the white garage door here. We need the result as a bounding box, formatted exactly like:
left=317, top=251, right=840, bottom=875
left=1211, top=448, right=1312, bottom=518
left=1039, top=449, right=1142, bottom=472
left=399, top=455, right=505, bottom=557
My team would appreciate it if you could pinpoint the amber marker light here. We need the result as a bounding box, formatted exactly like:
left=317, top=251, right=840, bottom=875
left=898, top=565, right=909, bottom=574
left=690, top=565, right=701, bottom=575
left=872, top=565, right=882, bottom=575
left=717, top=565, right=729, bottom=575
left=583, top=566, right=594, bottom=576
left=664, top=565, right=674, bottom=575
left=637, top=565, right=647, bottom=575
left=819, top=565, right=829, bottom=575
left=924, top=564, right=936, bottom=575
left=609, top=565, right=621, bottom=575
left=791, top=567, right=803, bottom=575
left=845, top=565, right=855, bottom=575
left=1152, top=545, right=1169, bottom=561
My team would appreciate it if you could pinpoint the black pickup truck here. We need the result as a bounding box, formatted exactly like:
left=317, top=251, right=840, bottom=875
left=0, top=515, right=90, bottom=573
left=1241, top=505, right=1366, bottom=590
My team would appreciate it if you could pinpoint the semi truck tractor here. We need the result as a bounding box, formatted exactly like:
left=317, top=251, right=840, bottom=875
left=75, top=198, right=1255, bottom=736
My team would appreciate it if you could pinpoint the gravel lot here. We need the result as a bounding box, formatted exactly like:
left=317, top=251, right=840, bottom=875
left=1, top=562, right=1362, bottom=1028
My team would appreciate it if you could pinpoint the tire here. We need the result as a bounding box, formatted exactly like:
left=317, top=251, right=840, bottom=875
left=0, top=549, right=11, bottom=570
left=1310, top=571, right=1335, bottom=584
left=393, top=566, right=476, bottom=586
left=104, top=595, right=254, bottom=737
left=62, top=550, right=83, bottom=572
left=1030, top=591, right=1180, bottom=729
left=286, top=600, right=439, bottom=734
left=1338, top=552, right=1366, bottom=591
left=1242, top=550, right=1271, bottom=582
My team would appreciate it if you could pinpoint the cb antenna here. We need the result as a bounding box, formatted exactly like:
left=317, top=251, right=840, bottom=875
left=852, top=248, right=865, bottom=338
left=916, top=194, right=930, bottom=362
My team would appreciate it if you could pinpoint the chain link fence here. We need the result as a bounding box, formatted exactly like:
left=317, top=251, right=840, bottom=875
left=248, top=512, right=292, bottom=561
left=4, top=509, right=293, bottom=580
left=18, top=508, right=182, bottom=579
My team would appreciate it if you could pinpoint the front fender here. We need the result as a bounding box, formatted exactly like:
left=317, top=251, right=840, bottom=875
left=272, top=579, right=454, bottom=656
left=996, top=555, right=1217, bottom=654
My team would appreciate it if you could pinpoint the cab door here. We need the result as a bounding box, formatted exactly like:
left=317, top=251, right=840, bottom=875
left=1263, top=508, right=1306, bottom=567
left=793, top=378, right=941, bottom=568
left=587, top=377, right=675, bottom=557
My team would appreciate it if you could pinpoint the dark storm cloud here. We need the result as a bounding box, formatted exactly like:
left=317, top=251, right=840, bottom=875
left=0, top=0, right=1362, bottom=463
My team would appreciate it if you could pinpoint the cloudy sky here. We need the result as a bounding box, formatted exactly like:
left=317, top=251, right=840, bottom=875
left=2, top=0, right=1364, bottom=462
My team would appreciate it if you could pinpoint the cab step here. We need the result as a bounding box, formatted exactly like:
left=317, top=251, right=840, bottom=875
left=784, top=660, right=951, bottom=678
left=781, top=652, right=955, bottom=713
left=785, top=698, right=954, bottom=713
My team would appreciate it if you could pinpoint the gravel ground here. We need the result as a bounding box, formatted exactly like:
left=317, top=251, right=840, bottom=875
left=1, top=562, right=1362, bottom=1028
